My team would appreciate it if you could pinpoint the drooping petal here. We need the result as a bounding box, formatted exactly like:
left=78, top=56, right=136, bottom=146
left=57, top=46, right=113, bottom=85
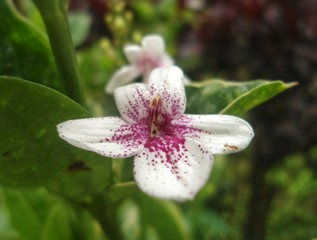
left=141, top=35, right=165, bottom=59
left=148, top=66, right=186, bottom=119
left=124, top=45, right=143, bottom=64
left=172, top=114, right=254, bottom=154
left=114, top=83, right=150, bottom=124
left=133, top=137, right=213, bottom=201
left=57, top=117, right=148, bottom=158
left=106, top=66, right=141, bottom=93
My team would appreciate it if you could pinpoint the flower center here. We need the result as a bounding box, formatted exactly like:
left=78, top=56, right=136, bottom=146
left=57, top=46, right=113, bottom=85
left=149, top=96, right=165, bottom=138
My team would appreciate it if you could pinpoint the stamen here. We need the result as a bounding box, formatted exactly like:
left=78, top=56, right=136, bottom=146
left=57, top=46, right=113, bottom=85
left=149, top=96, right=164, bottom=137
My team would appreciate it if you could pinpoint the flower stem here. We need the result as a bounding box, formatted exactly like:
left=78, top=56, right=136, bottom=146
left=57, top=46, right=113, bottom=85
left=31, top=0, right=86, bottom=107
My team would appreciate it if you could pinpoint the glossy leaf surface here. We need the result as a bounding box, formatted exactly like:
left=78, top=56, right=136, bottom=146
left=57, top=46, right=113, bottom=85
left=185, top=80, right=296, bottom=115
left=0, top=0, right=62, bottom=91
left=0, top=76, right=111, bottom=191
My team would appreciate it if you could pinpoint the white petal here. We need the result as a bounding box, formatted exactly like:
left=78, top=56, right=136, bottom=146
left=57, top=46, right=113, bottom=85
left=114, top=83, right=151, bottom=124
left=124, top=45, right=143, bottom=64
left=133, top=137, right=213, bottom=201
left=173, top=114, right=254, bottom=154
left=142, top=35, right=165, bottom=59
left=148, top=66, right=186, bottom=119
left=105, top=66, right=141, bottom=94
left=161, top=55, right=174, bottom=67
left=57, top=117, right=148, bottom=158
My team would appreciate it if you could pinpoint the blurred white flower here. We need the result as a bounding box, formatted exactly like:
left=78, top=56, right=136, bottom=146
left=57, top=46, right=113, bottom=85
left=105, top=35, right=174, bottom=93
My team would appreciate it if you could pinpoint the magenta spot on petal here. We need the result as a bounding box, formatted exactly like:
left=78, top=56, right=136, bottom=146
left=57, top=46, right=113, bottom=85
left=98, top=119, right=149, bottom=157
left=144, top=134, right=187, bottom=180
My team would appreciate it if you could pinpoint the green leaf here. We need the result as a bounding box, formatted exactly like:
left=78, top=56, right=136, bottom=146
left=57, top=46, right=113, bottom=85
left=0, top=0, right=62, bottom=91
left=0, top=76, right=111, bottom=192
left=41, top=204, right=73, bottom=240
left=185, top=80, right=296, bottom=115
left=2, top=189, right=43, bottom=240
left=0, top=234, right=23, bottom=240
left=2, top=188, right=103, bottom=240
left=46, top=157, right=112, bottom=199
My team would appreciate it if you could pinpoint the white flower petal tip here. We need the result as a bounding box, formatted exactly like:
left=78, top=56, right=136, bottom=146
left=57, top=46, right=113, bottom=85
left=173, top=114, right=254, bottom=155
left=133, top=138, right=214, bottom=201
left=57, top=117, right=147, bottom=158
left=60, top=66, right=255, bottom=201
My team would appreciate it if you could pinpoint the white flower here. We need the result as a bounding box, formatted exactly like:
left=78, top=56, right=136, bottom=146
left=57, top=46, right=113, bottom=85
left=58, top=66, right=254, bottom=201
left=105, top=35, right=174, bottom=93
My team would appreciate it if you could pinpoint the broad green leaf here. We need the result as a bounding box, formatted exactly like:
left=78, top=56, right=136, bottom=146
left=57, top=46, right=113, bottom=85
left=0, top=0, right=62, bottom=91
left=46, top=157, right=112, bottom=199
left=2, top=188, right=62, bottom=240
left=185, top=80, right=296, bottom=115
left=0, top=190, right=26, bottom=240
left=2, top=188, right=102, bottom=240
left=20, top=0, right=46, bottom=32
left=2, top=189, right=43, bottom=240
left=0, top=76, right=111, bottom=192
left=0, top=234, right=23, bottom=240
left=41, top=204, right=73, bottom=240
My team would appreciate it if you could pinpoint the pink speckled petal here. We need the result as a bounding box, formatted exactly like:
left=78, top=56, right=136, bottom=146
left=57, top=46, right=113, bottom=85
left=114, top=83, right=151, bottom=124
left=106, top=66, right=141, bottom=94
left=57, top=117, right=148, bottom=158
left=142, top=35, right=165, bottom=59
left=133, top=137, right=213, bottom=201
left=173, top=114, right=254, bottom=154
left=148, top=66, right=186, bottom=119
left=124, top=45, right=143, bottom=64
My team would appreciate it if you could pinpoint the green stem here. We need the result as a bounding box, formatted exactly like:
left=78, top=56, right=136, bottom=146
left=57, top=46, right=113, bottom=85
left=31, top=0, right=86, bottom=107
